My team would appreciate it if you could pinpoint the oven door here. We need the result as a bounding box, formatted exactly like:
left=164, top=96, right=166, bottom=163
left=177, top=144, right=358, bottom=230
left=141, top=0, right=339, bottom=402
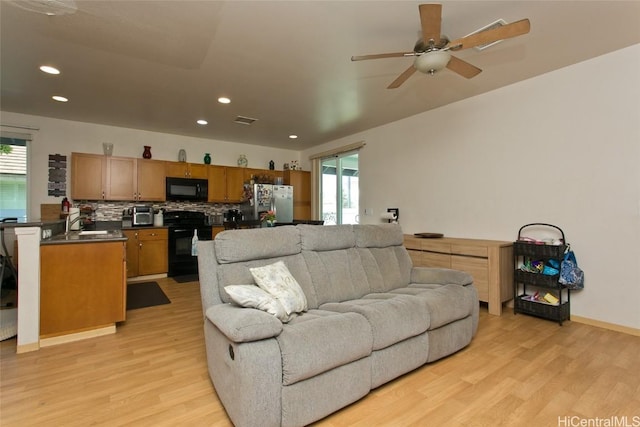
left=167, top=226, right=212, bottom=277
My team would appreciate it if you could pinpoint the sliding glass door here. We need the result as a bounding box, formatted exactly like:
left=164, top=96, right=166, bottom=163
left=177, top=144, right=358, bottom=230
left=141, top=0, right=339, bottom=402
left=320, top=152, right=359, bottom=225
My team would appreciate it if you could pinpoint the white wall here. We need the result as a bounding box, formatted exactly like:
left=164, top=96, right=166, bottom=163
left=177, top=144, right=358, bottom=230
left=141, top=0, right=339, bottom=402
left=303, top=44, right=640, bottom=329
left=0, top=113, right=301, bottom=220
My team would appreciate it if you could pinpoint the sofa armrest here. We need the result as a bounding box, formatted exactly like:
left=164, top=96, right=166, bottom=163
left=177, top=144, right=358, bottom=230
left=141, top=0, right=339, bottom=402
left=205, top=303, right=283, bottom=343
left=410, top=267, right=473, bottom=286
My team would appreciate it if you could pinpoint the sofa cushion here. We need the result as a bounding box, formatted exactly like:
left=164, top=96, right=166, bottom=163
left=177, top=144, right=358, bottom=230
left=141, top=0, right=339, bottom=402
left=302, top=248, right=371, bottom=305
left=299, top=224, right=355, bottom=251
left=276, top=310, right=372, bottom=386
left=217, top=254, right=319, bottom=308
left=410, top=267, right=473, bottom=286
left=357, top=247, right=412, bottom=293
left=353, top=224, right=404, bottom=248
left=390, top=284, right=475, bottom=329
left=321, top=294, right=429, bottom=350
left=215, top=226, right=301, bottom=263
left=250, top=261, right=308, bottom=315
left=224, top=284, right=292, bottom=322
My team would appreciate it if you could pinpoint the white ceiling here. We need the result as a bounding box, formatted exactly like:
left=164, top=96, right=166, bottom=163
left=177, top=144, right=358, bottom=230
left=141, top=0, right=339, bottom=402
left=1, top=1, right=639, bottom=150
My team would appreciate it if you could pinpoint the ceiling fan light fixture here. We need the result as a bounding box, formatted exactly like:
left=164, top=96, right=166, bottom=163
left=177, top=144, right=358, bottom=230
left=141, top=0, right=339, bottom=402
left=414, top=50, right=451, bottom=75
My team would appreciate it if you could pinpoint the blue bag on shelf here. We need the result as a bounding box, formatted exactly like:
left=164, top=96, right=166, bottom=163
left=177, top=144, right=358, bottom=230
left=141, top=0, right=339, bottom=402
left=558, top=247, right=584, bottom=289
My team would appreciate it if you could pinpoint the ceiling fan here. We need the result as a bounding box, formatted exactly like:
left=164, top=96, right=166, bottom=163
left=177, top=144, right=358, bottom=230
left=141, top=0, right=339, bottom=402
left=351, top=3, right=530, bottom=89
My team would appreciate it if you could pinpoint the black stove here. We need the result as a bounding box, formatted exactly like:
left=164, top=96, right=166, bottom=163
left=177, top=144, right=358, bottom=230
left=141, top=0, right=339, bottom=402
left=164, top=211, right=212, bottom=277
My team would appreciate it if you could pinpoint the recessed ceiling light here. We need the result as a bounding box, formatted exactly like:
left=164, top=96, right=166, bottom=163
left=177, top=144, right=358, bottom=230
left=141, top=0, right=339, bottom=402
left=197, top=119, right=208, bottom=125
left=289, top=134, right=298, bottom=139
left=52, top=95, right=68, bottom=102
left=40, top=65, right=60, bottom=75
left=218, top=97, right=231, bottom=104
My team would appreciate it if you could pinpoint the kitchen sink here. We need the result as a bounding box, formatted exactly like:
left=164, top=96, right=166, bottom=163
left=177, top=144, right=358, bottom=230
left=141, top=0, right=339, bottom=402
left=78, top=230, right=109, bottom=235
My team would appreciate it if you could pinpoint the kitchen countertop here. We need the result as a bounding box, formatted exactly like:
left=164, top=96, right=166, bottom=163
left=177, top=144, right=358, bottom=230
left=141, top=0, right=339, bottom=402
left=40, top=229, right=127, bottom=245
left=0, top=219, right=64, bottom=229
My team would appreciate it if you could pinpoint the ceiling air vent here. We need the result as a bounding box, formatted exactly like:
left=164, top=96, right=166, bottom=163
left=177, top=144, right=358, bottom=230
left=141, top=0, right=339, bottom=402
left=465, top=19, right=508, bottom=51
left=234, top=116, right=258, bottom=126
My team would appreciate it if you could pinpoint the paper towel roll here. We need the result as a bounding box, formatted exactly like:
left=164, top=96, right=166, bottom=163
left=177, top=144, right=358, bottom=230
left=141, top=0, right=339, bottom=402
left=380, top=212, right=396, bottom=220
left=69, top=207, right=81, bottom=230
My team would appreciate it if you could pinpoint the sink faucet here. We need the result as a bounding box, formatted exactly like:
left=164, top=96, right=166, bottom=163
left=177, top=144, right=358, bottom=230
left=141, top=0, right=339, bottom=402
left=66, top=215, right=85, bottom=234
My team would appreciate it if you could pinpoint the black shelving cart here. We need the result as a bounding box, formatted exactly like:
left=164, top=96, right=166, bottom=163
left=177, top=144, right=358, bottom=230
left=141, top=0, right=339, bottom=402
left=513, top=223, right=570, bottom=325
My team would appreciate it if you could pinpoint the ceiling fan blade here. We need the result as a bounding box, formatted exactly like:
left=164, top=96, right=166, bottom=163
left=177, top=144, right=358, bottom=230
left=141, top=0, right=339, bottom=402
left=446, top=55, right=482, bottom=79
left=419, top=3, right=442, bottom=45
left=387, top=65, right=417, bottom=89
left=448, top=18, right=530, bottom=51
left=351, top=52, right=415, bottom=61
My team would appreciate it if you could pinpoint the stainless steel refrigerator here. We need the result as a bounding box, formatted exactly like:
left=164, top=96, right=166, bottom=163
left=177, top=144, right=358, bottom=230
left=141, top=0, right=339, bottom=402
left=242, top=184, right=294, bottom=224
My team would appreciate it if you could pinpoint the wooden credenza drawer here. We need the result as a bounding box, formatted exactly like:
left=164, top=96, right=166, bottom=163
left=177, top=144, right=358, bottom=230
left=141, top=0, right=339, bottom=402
left=452, top=255, right=489, bottom=302
left=423, top=252, right=451, bottom=269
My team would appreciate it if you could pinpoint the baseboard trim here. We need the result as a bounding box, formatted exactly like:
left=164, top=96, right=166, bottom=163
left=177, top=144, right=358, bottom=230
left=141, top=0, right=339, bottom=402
left=570, top=315, right=640, bottom=336
left=16, top=341, right=40, bottom=354
left=39, top=325, right=116, bottom=347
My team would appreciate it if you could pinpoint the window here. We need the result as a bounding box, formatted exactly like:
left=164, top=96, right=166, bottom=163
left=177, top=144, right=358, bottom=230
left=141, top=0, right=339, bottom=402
left=0, top=137, right=28, bottom=222
left=321, top=151, right=359, bottom=225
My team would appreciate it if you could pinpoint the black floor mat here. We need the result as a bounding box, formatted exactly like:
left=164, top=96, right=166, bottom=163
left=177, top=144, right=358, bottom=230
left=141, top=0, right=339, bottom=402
left=172, top=274, right=199, bottom=283
left=126, top=282, right=170, bottom=310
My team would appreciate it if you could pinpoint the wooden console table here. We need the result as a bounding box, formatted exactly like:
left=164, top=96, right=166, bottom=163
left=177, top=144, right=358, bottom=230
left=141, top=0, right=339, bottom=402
left=404, top=235, right=513, bottom=316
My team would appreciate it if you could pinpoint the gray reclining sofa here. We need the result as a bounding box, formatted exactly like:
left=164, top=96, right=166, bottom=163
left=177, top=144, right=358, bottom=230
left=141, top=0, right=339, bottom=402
left=198, top=223, right=479, bottom=427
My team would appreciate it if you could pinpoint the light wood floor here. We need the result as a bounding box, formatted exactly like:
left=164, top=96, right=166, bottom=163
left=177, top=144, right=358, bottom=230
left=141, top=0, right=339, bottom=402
left=1, top=277, right=639, bottom=426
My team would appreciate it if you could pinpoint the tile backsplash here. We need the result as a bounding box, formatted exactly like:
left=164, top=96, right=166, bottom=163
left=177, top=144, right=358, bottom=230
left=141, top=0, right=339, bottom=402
left=80, top=201, right=242, bottom=221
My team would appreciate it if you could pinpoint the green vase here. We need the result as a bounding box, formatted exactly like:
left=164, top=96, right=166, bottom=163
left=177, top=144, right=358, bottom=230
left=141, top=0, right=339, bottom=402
left=204, top=153, right=211, bottom=164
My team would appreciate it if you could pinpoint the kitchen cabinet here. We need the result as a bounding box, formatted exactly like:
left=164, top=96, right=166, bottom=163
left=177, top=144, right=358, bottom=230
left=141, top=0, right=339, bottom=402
left=135, top=159, right=166, bottom=201
left=208, top=166, right=245, bottom=203
left=212, top=226, right=224, bottom=239
left=71, top=153, right=106, bottom=200
left=284, top=170, right=311, bottom=220
left=123, top=228, right=168, bottom=277
left=40, top=241, right=126, bottom=338
left=106, top=156, right=137, bottom=200
left=404, top=235, right=513, bottom=316
left=71, top=153, right=165, bottom=201
left=165, top=161, right=208, bottom=179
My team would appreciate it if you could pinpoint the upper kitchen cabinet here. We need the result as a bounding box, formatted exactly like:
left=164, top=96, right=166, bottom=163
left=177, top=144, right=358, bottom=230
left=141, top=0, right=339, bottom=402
left=105, top=156, right=137, bottom=200
left=71, top=153, right=165, bottom=201
left=71, top=152, right=106, bottom=200
left=284, top=170, right=311, bottom=220
left=208, top=166, right=245, bottom=203
left=165, top=161, right=208, bottom=179
left=136, top=159, right=166, bottom=201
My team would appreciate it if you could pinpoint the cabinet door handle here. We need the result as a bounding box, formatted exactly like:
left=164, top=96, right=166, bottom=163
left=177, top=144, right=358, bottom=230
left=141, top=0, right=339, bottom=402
left=139, top=243, right=142, bottom=248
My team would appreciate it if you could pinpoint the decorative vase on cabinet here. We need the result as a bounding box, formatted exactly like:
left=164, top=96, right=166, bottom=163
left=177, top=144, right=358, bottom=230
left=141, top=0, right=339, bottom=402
left=142, top=146, right=152, bottom=159
left=237, top=154, right=248, bottom=167
left=204, top=153, right=211, bottom=164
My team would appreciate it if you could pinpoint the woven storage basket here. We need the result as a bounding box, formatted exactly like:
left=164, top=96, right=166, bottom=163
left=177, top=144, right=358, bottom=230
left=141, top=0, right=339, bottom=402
left=515, top=296, right=569, bottom=321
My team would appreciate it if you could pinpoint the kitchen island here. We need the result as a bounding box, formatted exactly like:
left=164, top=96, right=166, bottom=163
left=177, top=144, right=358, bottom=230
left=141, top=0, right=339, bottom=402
left=39, top=229, right=127, bottom=345
left=2, top=219, right=129, bottom=351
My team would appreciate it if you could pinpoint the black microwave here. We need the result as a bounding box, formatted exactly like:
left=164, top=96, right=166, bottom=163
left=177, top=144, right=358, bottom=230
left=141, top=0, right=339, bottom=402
left=166, top=177, right=208, bottom=202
